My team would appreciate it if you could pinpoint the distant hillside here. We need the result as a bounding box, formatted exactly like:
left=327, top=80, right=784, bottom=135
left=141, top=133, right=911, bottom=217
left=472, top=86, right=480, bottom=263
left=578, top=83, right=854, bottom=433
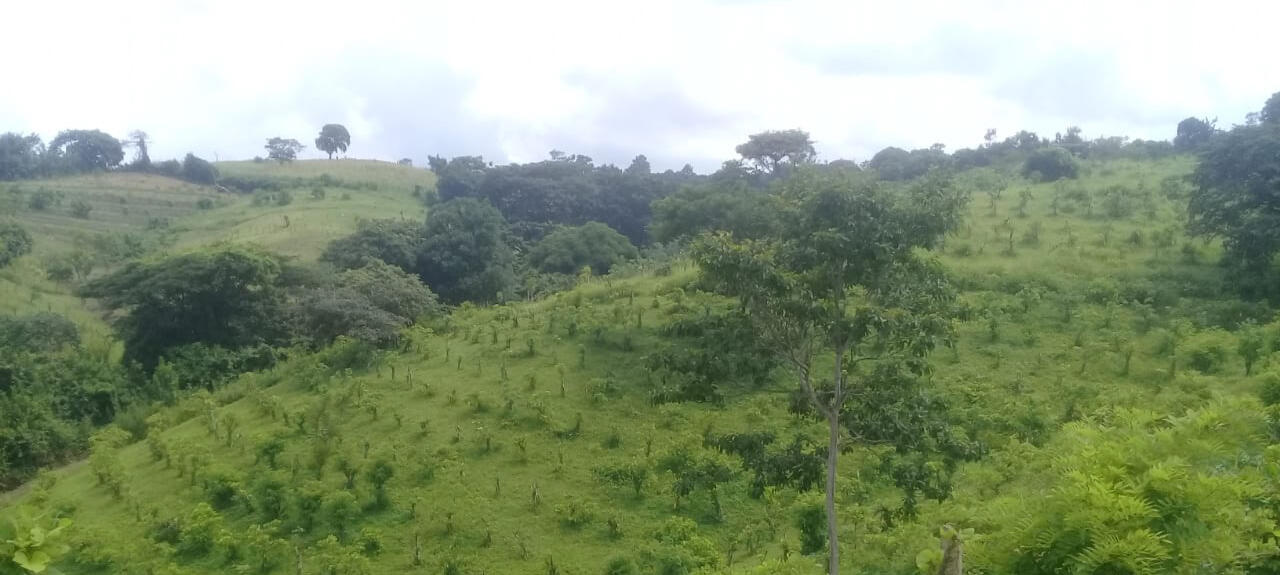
left=0, top=159, right=433, bottom=336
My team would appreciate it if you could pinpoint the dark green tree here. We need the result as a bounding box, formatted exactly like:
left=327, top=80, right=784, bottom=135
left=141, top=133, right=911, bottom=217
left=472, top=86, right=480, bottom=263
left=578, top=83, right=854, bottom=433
left=415, top=198, right=515, bottom=304
left=528, top=222, right=637, bottom=275
left=691, top=169, right=966, bottom=574
left=0, top=133, right=44, bottom=180
left=82, top=245, right=287, bottom=369
left=1174, top=117, right=1216, bottom=151
left=0, top=222, right=33, bottom=268
left=314, top=124, right=351, bottom=159
left=1188, top=122, right=1280, bottom=298
left=46, top=129, right=124, bottom=173
left=293, top=261, right=439, bottom=347
left=1022, top=147, right=1079, bottom=182
left=1262, top=91, right=1280, bottom=125
left=264, top=138, right=305, bottom=163
left=182, top=153, right=218, bottom=184
left=321, top=219, right=424, bottom=272
left=0, top=312, right=78, bottom=353
left=650, top=183, right=778, bottom=242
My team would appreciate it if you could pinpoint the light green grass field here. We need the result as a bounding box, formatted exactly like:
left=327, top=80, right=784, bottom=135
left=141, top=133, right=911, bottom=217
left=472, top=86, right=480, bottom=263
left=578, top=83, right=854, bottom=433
left=10, top=156, right=1265, bottom=574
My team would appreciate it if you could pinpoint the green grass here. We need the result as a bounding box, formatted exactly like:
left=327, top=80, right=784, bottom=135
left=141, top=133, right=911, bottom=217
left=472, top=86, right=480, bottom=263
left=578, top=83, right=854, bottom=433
left=2, top=172, right=218, bottom=257
left=8, top=155, right=1273, bottom=574
left=216, top=158, right=436, bottom=191
left=0, top=160, right=433, bottom=334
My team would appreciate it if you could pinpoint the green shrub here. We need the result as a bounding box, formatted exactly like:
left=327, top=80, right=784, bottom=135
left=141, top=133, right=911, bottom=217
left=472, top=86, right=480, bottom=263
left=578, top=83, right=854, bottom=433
left=1182, top=329, right=1232, bottom=374
left=1022, top=147, right=1079, bottom=182
left=604, top=556, right=638, bottom=575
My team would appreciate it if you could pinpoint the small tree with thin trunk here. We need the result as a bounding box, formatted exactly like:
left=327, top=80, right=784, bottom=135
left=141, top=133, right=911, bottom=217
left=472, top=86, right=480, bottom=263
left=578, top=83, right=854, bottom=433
left=692, top=169, right=965, bottom=574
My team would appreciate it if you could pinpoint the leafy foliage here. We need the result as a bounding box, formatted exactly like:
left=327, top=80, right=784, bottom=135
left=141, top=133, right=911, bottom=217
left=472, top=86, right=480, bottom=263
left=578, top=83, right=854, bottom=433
left=1022, top=146, right=1080, bottom=182
left=321, top=218, right=424, bottom=272
left=528, top=222, right=637, bottom=275
left=0, top=222, right=33, bottom=269
left=46, top=129, right=124, bottom=173
left=181, top=153, right=218, bottom=185
left=416, top=198, right=515, bottom=304
left=83, top=245, right=288, bottom=369
left=1188, top=121, right=1280, bottom=298
left=315, top=124, right=351, bottom=159
left=264, top=138, right=304, bottom=163
left=734, top=130, right=816, bottom=176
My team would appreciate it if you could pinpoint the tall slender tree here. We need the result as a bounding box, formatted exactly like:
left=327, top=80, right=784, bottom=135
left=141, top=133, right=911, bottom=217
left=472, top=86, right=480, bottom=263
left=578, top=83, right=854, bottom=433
left=692, top=169, right=966, bottom=574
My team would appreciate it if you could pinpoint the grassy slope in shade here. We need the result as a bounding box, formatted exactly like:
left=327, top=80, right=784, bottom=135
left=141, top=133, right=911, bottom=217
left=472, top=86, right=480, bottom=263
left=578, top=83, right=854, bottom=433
left=11, top=156, right=1273, bottom=574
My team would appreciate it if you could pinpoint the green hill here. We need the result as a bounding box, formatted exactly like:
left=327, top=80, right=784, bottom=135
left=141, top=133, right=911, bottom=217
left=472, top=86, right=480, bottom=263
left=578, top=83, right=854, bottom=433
left=10, top=154, right=1276, bottom=574
left=0, top=159, right=431, bottom=329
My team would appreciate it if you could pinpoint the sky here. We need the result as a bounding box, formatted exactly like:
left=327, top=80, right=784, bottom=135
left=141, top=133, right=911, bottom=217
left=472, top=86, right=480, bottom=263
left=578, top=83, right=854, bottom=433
left=4, top=0, right=1278, bottom=172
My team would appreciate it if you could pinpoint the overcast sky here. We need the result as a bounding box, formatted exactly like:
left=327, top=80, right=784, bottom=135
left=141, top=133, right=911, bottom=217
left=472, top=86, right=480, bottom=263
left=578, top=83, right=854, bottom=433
left=4, top=0, right=1277, bottom=172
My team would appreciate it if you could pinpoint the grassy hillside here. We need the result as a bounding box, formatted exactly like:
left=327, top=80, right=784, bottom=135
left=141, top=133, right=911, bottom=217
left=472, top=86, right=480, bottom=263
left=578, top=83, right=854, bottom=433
left=0, top=160, right=432, bottom=328
left=174, top=160, right=432, bottom=260
left=10, top=155, right=1273, bottom=574
left=1, top=172, right=218, bottom=257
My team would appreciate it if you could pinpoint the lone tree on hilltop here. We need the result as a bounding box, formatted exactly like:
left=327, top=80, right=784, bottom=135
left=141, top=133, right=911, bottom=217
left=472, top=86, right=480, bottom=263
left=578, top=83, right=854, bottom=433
left=265, top=137, right=305, bottom=163
left=735, top=129, right=816, bottom=176
left=314, top=124, right=351, bottom=159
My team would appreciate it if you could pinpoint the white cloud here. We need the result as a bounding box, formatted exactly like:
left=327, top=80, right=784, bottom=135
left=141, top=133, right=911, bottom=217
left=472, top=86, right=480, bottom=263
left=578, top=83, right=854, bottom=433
left=3, top=0, right=1278, bottom=171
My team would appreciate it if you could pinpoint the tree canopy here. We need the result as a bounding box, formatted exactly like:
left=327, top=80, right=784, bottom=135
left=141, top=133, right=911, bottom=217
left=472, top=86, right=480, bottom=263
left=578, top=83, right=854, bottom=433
left=1022, top=146, right=1079, bottom=182
left=181, top=153, right=218, bottom=184
left=528, top=222, right=638, bottom=275
left=416, top=198, right=516, bottom=304
left=1262, top=91, right=1280, bottom=125
left=82, top=245, right=288, bottom=369
left=0, top=133, right=44, bottom=180
left=0, top=221, right=33, bottom=269
left=734, top=130, right=816, bottom=176
left=292, top=261, right=439, bottom=347
left=1188, top=122, right=1280, bottom=298
left=692, top=168, right=967, bottom=574
left=1174, top=117, right=1216, bottom=151
left=321, top=218, right=424, bottom=272
left=314, top=124, right=351, bottom=159
left=264, top=138, right=305, bottom=163
left=434, top=153, right=691, bottom=244
left=47, top=129, right=124, bottom=173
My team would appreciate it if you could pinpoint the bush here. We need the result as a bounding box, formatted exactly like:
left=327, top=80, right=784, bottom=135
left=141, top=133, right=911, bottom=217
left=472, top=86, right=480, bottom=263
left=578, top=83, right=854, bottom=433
left=181, top=153, right=218, bottom=184
left=528, top=222, right=638, bottom=275
left=154, top=159, right=182, bottom=177
left=69, top=199, right=92, bottom=219
left=1182, top=329, right=1233, bottom=374
left=196, top=197, right=215, bottom=210
left=1260, top=372, right=1280, bottom=406
left=275, top=190, right=293, bottom=206
left=27, top=189, right=55, bottom=211
left=604, top=556, right=638, bottom=575
left=0, top=221, right=34, bottom=269
left=1083, top=277, right=1119, bottom=304
left=1022, top=147, right=1079, bottom=182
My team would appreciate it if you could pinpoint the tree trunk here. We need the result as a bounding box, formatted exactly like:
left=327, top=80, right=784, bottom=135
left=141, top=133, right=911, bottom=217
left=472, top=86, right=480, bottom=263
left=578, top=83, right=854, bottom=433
left=826, top=412, right=840, bottom=574
left=938, top=531, right=962, bottom=575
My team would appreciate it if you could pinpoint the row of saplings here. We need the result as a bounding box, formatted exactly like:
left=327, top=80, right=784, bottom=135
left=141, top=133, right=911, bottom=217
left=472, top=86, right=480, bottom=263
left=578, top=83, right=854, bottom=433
left=67, top=358, right=837, bottom=574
